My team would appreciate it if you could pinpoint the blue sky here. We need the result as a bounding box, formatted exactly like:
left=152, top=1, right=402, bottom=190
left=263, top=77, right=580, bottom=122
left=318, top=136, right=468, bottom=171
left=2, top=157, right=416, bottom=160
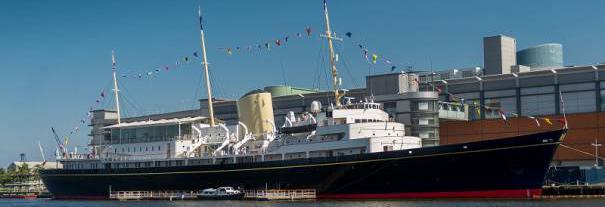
left=0, top=0, right=603, bottom=166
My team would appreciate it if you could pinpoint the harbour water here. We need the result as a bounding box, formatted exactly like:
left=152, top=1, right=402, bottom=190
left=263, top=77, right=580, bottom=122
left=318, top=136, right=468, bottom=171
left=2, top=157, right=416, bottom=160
left=2, top=199, right=605, bottom=207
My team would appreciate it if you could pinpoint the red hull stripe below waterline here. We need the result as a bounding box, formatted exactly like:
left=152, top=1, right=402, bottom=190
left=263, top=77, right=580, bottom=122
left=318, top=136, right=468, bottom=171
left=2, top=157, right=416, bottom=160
left=319, top=189, right=542, bottom=199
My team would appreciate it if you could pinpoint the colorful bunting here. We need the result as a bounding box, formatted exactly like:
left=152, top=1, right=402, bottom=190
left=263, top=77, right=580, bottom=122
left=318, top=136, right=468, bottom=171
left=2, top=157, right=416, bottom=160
left=435, top=85, right=443, bottom=93
left=527, top=116, right=540, bottom=127
left=372, top=54, right=378, bottom=64
left=498, top=109, right=507, bottom=121
left=543, top=118, right=553, bottom=125
left=557, top=118, right=567, bottom=125
left=474, top=100, right=481, bottom=117
left=305, top=27, right=312, bottom=36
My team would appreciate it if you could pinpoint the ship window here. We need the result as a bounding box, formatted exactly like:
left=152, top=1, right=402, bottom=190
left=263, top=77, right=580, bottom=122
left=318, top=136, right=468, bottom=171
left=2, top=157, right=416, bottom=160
left=152, top=146, right=155, bottom=151
left=122, top=148, right=124, bottom=153
left=167, top=125, right=179, bottom=139
left=383, top=146, right=389, bottom=152
left=115, top=148, right=117, bottom=153
left=158, top=146, right=161, bottom=151
left=146, top=146, right=148, bottom=151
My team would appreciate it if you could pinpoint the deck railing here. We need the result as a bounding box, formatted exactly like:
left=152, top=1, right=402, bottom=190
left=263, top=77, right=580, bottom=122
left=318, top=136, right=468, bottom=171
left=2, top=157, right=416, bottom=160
left=109, top=190, right=200, bottom=200
left=243, top=189, right=316, bottom=200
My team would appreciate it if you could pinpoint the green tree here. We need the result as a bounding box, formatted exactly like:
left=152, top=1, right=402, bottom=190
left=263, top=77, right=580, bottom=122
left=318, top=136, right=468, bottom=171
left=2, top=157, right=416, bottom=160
left=6, top=166, right=16, bottom=183
left=0, top=168, right=6, bottom=186
left=16, top=163, right=31, bottom=182
left=32, top=164, right=43, bottom=180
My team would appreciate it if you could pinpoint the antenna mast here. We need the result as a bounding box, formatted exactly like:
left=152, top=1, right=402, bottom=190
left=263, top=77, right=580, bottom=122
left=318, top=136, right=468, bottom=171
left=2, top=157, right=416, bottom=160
left=111, top=50, right=121, bottom=124
left=323, top=0, right=344, bottom=107
left=198, top=6, right=216, bottom=127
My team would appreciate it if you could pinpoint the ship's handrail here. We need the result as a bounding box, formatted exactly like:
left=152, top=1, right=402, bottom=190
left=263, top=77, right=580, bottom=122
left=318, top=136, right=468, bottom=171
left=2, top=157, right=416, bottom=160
left=102, top=134, right=195, bottom=145
left=243, top=189, right=316, bottom=200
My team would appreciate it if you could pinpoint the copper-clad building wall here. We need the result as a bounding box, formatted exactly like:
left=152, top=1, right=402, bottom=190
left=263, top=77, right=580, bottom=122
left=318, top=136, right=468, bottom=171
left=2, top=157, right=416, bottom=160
left=440, top=112, right=604, bottom=163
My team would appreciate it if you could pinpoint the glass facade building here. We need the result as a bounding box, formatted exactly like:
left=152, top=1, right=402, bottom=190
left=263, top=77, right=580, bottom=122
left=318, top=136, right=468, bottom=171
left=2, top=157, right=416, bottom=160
left=427, top=65, right=604, bottom=121
left=517, top=43, right=563, bottom=71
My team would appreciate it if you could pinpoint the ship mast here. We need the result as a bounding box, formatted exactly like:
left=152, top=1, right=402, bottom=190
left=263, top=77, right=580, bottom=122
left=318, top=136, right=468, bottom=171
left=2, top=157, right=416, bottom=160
left=322, top=0, right=344, bottom=107
left=111, top=50, right=121, bottom=124
left=198, top=6, right=216, bottom=127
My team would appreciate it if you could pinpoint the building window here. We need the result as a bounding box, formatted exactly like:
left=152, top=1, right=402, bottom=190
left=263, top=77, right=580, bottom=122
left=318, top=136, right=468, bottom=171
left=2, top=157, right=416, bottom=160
left=521, top=94, right=556, bottom=116
left=562, top=91, right=596, bottom=113
left=418, top=118, right=429, bottom=125
left=600, top=90, right=605, bottom=112
left=383, top=102, right=396, bottom=118
left=484, top=97, right=517, bottom=119
left=418, top=102, right=429, bottom=110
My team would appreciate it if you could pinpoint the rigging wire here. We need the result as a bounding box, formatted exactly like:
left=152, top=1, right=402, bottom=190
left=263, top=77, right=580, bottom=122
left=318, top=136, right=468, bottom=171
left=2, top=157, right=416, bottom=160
left=191, top=64, right=204, bottom=110
left=209, top=67, right=226, bottom=100
left=332, top=41, right=360, bottom=89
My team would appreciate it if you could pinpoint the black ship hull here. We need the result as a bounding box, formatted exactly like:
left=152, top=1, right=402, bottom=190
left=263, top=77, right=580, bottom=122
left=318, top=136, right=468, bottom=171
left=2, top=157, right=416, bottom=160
left=40, top=130, right=565, bottom=199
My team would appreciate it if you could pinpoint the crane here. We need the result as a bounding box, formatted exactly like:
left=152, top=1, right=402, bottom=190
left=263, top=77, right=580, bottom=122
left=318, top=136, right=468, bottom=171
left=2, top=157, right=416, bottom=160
left=51, top=127, right=67, bottom=158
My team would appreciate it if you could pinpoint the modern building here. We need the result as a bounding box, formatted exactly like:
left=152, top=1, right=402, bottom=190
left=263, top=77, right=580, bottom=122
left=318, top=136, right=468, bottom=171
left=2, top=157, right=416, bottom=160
left=483, top=35, right=517, bottom=75
left=517, top=43, right=564, bottom=71
left=419, top=67, right=483, bottom=83
left=428, top=64, right=605, bottom=169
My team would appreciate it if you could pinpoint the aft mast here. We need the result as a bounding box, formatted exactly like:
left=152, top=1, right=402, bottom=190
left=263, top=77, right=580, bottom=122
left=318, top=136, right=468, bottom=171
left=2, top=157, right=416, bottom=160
left=322, top=0, right=344, bottom=107
left=198, top=6, right=216, bottom=127
left=111, top=50, right=121, bottom=124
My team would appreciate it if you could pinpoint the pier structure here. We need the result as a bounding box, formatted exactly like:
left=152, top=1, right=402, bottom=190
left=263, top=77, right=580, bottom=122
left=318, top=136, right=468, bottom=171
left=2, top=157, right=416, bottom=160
left=108, top=189, right=316, bottom=201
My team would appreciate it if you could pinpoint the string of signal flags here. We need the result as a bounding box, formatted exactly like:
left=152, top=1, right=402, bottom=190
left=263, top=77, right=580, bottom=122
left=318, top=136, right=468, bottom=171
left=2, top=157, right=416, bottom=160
left=214, top=27, right=411, bottom=72
left=66, top=25, right=480, bottom=138
left=101, top=25, right=413, bottom=82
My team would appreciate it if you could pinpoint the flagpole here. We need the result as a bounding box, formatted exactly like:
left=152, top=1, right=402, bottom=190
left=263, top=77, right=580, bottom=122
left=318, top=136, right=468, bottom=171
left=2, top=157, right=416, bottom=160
left=111, top=50, right=121, bottom=124
left=559, top=91, right=568, bottom=129
left=198, top=6, right=216, bottom=127
left=323, top=0, right=344, bottom=107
